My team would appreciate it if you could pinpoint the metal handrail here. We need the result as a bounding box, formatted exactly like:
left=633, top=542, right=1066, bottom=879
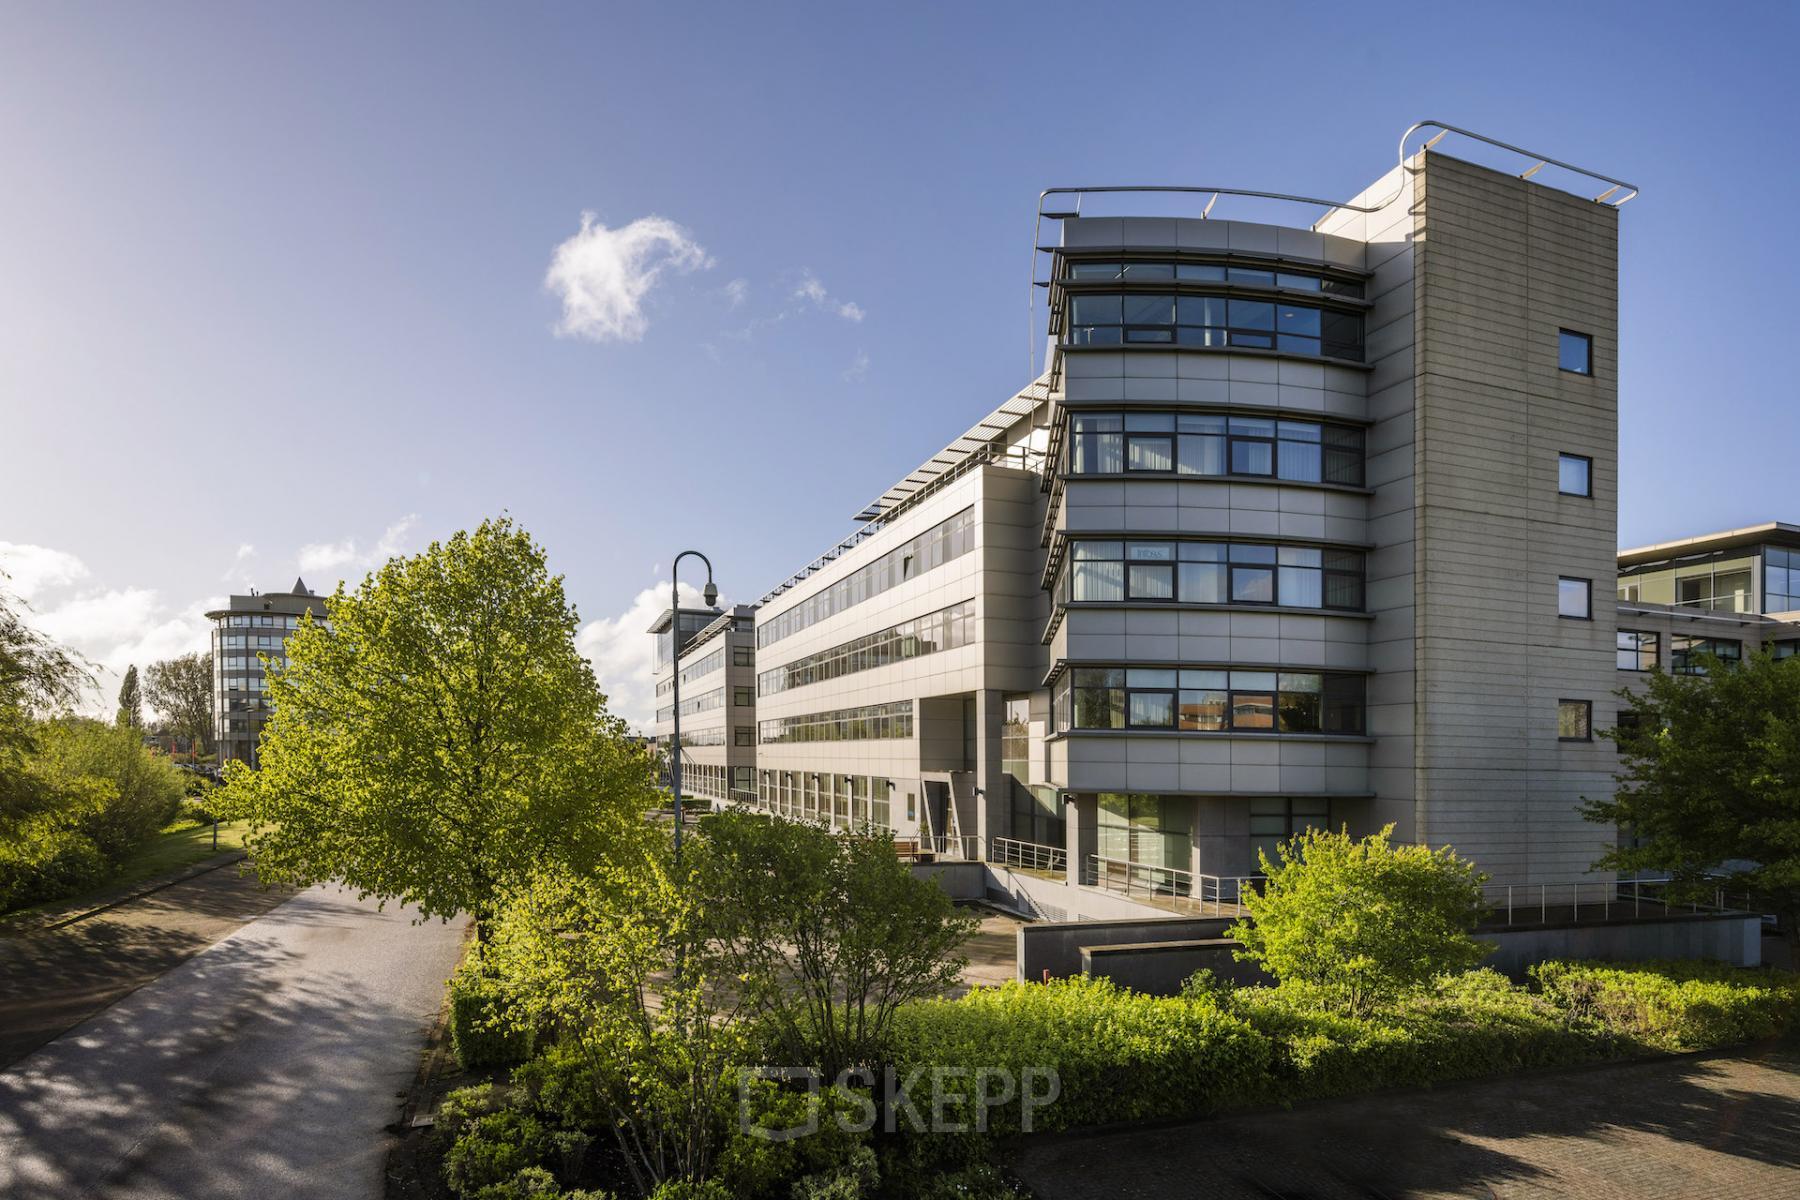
left=1029, top=119, right=1641, bottom=376
left=991, top=837, right=1067, bottom=875
left=1085, top=853, right=1194, bottom=899
left=1481, top=877, right=1752, bottom=927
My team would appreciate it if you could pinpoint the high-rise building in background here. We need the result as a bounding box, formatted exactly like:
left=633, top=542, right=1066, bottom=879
left=207, top=579, right=327, bottom=768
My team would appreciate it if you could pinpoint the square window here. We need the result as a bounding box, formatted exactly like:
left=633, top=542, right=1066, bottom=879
left=1558, top=577, right=1591, bottom=620
left=1558, top=453, right=1592, bottom=497
left=1559, top=329, right=1592, bottom=375
left=1558, top=700, right=1592, bottom=741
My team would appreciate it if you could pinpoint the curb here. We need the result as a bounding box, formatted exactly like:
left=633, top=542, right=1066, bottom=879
left=3, top=850, right=251, bottom=935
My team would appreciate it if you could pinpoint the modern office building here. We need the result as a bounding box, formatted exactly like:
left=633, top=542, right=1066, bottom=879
left=206, top=578, right=328, bottom=768
left=667, top=127, right=1653, bottom=912
left=651, top=604, right=759, bottom=809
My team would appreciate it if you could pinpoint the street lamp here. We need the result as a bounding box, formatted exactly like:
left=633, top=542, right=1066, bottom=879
left=668, top=550, right=719, bottom=865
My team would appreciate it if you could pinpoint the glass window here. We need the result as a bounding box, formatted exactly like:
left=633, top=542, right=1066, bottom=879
left=1616, top=631, right=1658, bottom=672
left=1558, top=453, right=1592, bottom=497
left=1671, top=636, right=1742, bottom=675
left=1228, top=298, right=1274, bottom=331
left=1176, top=294, right=1226, bottom=328
left=1559, top=329, right=1592, bottom=375
left=1070, top=293, right=1123, bottom=326
left=1558, top=700, right=1592, bottom=741
left=1122, top=293, right=1175, bottom=326
left=1227, top=267, right=1275, bottom=287
left=1558, top=577, right=1591, bottom=620
left=1176, top=263, right=1226, bottom=282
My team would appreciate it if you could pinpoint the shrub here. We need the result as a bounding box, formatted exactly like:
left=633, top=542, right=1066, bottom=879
left=1231, top=825, right=1490, bottom=1013
left=713, top=1079, right=873, bottom=1200
left=443, top=1109, right=588, bottom=1198
left=890, top=976, right=1271, bottom=1134
left=177, top=796, right=221, bottom=826
left=33, top=718, right=185, bottom=859
left=451, top=959, right=535, bottom=1070
left=1532, top=959, right=1800, bottom=1050
left=1219, top=970, right=1611, bottom=1102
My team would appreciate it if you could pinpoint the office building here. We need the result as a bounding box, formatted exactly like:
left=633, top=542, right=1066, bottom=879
left=651, top=604, right=759, bottom=808
left=207, top=578, right=328, bottom=768
left=666, top=127, right=1649, bottom=913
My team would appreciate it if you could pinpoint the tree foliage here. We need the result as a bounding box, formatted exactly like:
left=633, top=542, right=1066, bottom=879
left=0, top=582, right=90, bottom=779
left=1585, top=648, right=1800, bottom=930
left=485, top=823, right=748, bottom=1198
left=115, top=664, right=143, bottom=730
left=696, top=810, right=977, bottom=1079
left=1231, top=825, right=1490, bottom=1013
left=219, top=516, right=654, bottom=932
left=146, top=652, right=214, bottom=755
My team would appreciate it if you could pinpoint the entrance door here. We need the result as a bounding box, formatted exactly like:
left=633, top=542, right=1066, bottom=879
left=922, top=780, right=952, bottom=849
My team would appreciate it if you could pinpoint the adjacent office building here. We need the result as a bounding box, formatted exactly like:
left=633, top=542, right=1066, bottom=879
left=663, top=131, right=1652, bottom=906
left=651, top=605, right=759, bottom=808
left=207, top=578, right=328, bottom=768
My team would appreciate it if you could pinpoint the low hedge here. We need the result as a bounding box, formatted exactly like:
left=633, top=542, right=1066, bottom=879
left=450, top=959, right=535, bottom=1071
left=890, top=975, right=1272, bottom=1133
left=1531, top=959, right=1800, bottom=1051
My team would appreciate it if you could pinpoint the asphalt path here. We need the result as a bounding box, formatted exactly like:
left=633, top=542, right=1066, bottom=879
left=0, top=885, right=468, bottom=1200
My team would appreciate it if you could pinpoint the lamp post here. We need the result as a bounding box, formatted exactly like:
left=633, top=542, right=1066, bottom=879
left=668, top=551, right=719, bottom=866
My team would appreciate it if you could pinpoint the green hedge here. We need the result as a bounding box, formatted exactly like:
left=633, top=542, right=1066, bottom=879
left=1531, top=959, right=1800, bottom=1051
left=891, top=975, right=1272, bottom=1133
left=450, top=960, right=535, bottom=1071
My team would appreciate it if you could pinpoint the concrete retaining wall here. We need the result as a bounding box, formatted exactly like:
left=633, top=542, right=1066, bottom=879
left=1479, top=912, right=1761, bottom=977
left=1019, top=915, right=1234, bottom=982
left=910, top=860, right=988, bottom=902
left=1079, top=939, right=1271, bottom=995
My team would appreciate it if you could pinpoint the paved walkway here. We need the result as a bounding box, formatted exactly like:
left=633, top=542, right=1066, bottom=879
left=0, top=886, right=468, bottom=1200
left=0, top=862, right=296, bottom=1069
left=1012, top=1044, right=1800, bottom=1199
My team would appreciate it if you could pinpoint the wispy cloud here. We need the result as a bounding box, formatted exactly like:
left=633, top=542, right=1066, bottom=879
left=721, top=277, right=749, bottom=308
left=545, top=213, right=711, bottom=343
left=0, top=541, right=90, bottom=601
left=576, top=578, right=719, bottom=731
left=297, top=515, right=420, bottom=582
left=843, top=349, right=870, bottom=382
left=793, top=271, right=865, bottom=322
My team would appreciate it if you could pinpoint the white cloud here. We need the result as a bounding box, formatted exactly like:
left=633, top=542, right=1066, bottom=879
left=545, top=212, right=711, bottom=343
left=843, top=349, right=870, bottom=382
left=722, top=278, right=749, bottom=308
left=297, top=515, right=419, bottom=583
left=0, top=542, right=90, bottom=601
left=235, top=543, right=256, bottom=560
left=792, top=271, right=864, bottom=322
left=577, top=579, right=718, bottom=732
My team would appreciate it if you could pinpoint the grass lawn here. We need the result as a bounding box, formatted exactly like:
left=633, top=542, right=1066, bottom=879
left=1, top=820, right=251, bottom=923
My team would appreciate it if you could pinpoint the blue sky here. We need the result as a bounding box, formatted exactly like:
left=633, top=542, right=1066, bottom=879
left=3, top=1, right=1798, bottom=727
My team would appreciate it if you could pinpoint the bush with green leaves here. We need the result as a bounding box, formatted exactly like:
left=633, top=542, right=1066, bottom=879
left=1532, top=959, right=1800, bottom=1050
left=712, top=1078, right=873, bottom=1200
left=891, top=975, right=1271, bottom=1134
left=451, top=956, right=536, bottom=1070
left=1231, top=824, right=1490, bottom=1013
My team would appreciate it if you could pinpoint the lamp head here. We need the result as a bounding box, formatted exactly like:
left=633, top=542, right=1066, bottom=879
left=703, top=581, right=719, bottom=607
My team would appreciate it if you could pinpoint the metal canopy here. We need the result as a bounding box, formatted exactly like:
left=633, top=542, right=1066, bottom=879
left=851, top=375, right=1052, bottom=522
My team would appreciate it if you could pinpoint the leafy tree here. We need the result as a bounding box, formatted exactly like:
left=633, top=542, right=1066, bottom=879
left=1231, top=825, right=1490, bottom=1013
left=0, top=581, right=89, bottom=777
left=697, top=810, right=977, bottom=1079
left=146, top=651, right=214, bottom=756
left=485, top=825, right=748, bottom=1198
left=1585, top=648, right=1800, bottom=933
left=219, top=517, right=654, bottom=936
left=115, top=664, right=143, bottom=730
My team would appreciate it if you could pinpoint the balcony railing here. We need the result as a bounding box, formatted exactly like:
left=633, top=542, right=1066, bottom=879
left=990, top=837, right=1067, bottom=876
left=1482, top=878, right=1757, bottom=926
left=1082, top=855, right=1265, bottom=916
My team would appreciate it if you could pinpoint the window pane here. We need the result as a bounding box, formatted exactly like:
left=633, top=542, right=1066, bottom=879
left=1179, top=562, right=1227, bottom=603
left=1276, top=272, right=1322, bottom=291
left=1177, top=434, right=1225, bottom=475
left=1277, top=439, right=1322, bottom=481
left=1558, top=453, right=1591, bottom=496
left=1558, top=701, right=1591, bottom=740
left=1127, top=692, right=1175, bottom=728
left=1122, top=294, right=1174, bottom=325
left=1068, top=262, right=1122, bottom=279
left=1228, top=299, right=1275, bottom=331
left=1176, top=295, right=1226, bottom=327
left=1072, top=560, right=1125, bottom=602
left=1178, top=690, right=1227, bottom=730
left=1232, top=567, right=1275, bottom=603
left=1227, top=267, right=1275, bottom=287
left=1125, top=412, right=1175, bottom=431
left=1559, top=330, right=1592, bottom=374
left=1230, top=439, right=1273, bottom=475
left=1176, top=263, right=1226, bottom=281
left=1558, top=577, right=1591, bottom=619
left=1072, top=432, right=1123, bottom=473
left=1070, top=294, right=1122, bottom=325
left=1277, top=305, right=1321, bottom=336
left=1128, top=563, right=1174, bottom=599
left=1278, top=566, right=1322, bottom=608
left=1232, top=693, right=1275, bottom=729
left=1127, top=436, right=1173, bottom=472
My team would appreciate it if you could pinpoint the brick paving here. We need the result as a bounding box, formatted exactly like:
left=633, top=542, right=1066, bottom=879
left=1012, top=1044, right=1800, bottom=1199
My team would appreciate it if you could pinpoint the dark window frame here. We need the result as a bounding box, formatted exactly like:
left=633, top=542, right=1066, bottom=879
left=1558, top=576, right=1593, bottom=621
left=1558, top=699, right=1593, bottom=742
left=1559, top=329, right=1594, bottom=376
left=1558, top=452, right=1593, bottom=498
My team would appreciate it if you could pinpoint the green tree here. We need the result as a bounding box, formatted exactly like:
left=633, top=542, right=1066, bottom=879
left=1231, top=825, right=1490, bottom=1013
left=485, top=826, right=748, bottom=1198
left=1585, top=648, right=1800, bottom=932
left=115, top=664, right=143, bottom=730
left=145, top=652, right=214, bottom=757
left=0, top=581, right=89, bottom=779
left=697, top=810, right=977, bottom=1079
left=219, top=517, right=654, bottom=936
